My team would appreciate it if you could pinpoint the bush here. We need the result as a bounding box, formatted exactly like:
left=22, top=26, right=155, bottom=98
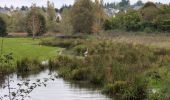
left=102, top=83, right=114, bottom=95
left=71, top=68, right=89, bottom=80
left=103, top=81, right=128, bottom=96
left=17, top=58, right=44, bottom=73
left=148, top=93, right=164, bottom=100
left=73, top=45, right=87, bottom=56
left=143, top=27, right=155, bottom=33
left=122, top=78, right=147, bottom=100
left=124, top=10, right=141, bottom=31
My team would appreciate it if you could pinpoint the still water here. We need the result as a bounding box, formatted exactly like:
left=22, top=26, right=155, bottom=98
left=0, top=70, right=111, bottom=100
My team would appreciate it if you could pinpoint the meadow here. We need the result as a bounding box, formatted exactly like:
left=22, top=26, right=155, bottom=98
left=0, top=37, right=62, bottom=61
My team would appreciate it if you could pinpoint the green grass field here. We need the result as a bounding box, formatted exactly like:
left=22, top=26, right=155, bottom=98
left=0, top=37, right=62, bottom=61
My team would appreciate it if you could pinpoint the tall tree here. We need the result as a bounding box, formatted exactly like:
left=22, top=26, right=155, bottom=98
left=46, top=1, right=59, bottom=32
left=47, top=1, right=56, bottom=21
left=71, top=0, right=94, bottom=33
left=26, top=4, right=46, bottom=39
left=60, top=8, right=73, bottom=34
left=119, top=0, right=130, bottom=10
left=140, top=2, right=159, bottom=22
left=135, top=0, right=144, bottom=6
left=92, top=0, right=106, bottom=33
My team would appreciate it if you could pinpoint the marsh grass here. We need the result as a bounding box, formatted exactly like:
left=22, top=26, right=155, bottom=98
left=41, top=36, right=170, bottom=99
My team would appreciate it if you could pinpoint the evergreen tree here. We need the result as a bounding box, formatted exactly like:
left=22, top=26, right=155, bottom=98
left=0, top=17, right=7, bottom=37
left=47, top=1, right=56, bottom=21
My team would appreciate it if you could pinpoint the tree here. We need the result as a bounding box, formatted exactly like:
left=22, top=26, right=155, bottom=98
left=26, top=5, right=46, bottom=39
left=92, top=0, right=106, bottom=33
left=9, top=11, right=26, bottom=32
left=154, top=13, right=170, bottom=32
left=140, top=2, right=159, bottom=22
left=47, top=1, right=56, bottom=22
left=0, top=13, right=11, bottom=33
left=135, top=0, right=144, bottom=6
left=46, top=1, right=59, bottom=32
left=119, top=0, right=130, bottom=11
left=0, top=17, right=7, bottom=37
left=0, top=16, right=7, bottom=57
left=159, top=4, right=170, bottom=14
left=124, top=10, right=141, bottom=31
left=71, top=0, right=94, bottom=33
left=59, top=8, right=73, bottom=34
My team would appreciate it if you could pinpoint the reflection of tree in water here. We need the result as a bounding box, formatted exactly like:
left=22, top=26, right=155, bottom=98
left=64, top=79, right=101, bottom=91
left=17, top=69, right=45, bottom=79
left=0, top=75, right=5, bottom=87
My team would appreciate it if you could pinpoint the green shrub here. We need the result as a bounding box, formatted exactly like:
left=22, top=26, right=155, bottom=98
left=17, top=58, right=44, bottom=73
left=148, top=93, right=164, bottom=100
left=102, top=83, right=114, bottom=95
left=102, top=81, right=128, bottom=96
left=41, top=38, right=84, bottom=48
left=71, top=68, right=89, bottom=80
left=144, top=27, right=155, bottom=33
left=73, top=45, right=87, bottom=56
left=121, top=78, right=147, bottom=100
left=113, top=81, right=128, bottom=95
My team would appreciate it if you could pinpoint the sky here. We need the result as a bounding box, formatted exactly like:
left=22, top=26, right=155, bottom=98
left=0, top=0, right=169, bottom=8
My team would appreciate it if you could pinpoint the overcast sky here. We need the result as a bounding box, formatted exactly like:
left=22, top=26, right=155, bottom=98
left=0, top=0, right=169, bottom=8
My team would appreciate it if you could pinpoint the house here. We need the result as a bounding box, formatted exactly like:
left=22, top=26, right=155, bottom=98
left=56, top=12, right=62, bottom=22
left=104, top=8, right=119, bottom=16
left=0, top=7, right=10, bottom=14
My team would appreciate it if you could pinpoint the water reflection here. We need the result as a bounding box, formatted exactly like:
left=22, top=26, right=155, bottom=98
left=0, top=70, right=112, bottom=100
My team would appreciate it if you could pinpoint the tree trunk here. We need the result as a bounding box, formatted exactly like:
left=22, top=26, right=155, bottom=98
left=32, top=15, right=35, bottom=40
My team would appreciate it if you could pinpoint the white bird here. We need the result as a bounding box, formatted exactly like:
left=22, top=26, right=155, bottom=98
left=84, top=48, right=88, bottom=57
left=41, top=60, right=49, bottom=65
left=59, top=50, right=63, bottom=55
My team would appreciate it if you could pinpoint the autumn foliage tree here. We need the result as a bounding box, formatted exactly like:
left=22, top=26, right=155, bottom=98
left=140, top=2, right=159, bottom=22
left=26, top=5, right=46, bottom=39
left=92, top=0, right=106, bottom=33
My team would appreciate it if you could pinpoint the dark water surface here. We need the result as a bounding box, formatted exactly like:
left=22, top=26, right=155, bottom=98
left=0, top=70, right=112, bottom=100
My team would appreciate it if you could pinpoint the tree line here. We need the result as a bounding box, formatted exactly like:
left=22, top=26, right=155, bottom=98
left=104, top=2, right=170, bottom=33
left=0, top=0, right=170, bottom=38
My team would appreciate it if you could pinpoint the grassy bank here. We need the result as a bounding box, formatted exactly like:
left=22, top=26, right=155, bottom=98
left=41, top=36, right=170, bottom=100
left=1, top=37, right=62, bottom=60
left=0, top=37, right=62, bottom=79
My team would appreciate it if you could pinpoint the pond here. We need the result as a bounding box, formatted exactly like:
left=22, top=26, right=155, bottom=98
left=0, top=70, right=112, bottom=100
